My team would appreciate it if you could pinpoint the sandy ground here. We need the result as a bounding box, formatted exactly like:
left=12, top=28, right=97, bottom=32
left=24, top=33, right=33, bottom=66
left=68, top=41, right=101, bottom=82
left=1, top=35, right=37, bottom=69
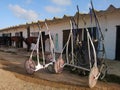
left=0, top=48, right=120, bottom=90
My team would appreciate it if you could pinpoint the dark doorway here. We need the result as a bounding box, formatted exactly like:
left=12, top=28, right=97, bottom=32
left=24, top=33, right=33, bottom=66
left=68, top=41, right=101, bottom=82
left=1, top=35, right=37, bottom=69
left=41, top=32, right=45, bottom=51
left=20, top=32, right=23, bottom=48
left=27, top=26, right=30, bottom=38
left=63, top=30, right=70, bottom=53
left=116, top=26, right=120, bottom=60
left=9, top=33, right=12, bottom=46
left=2, top=33, right=11, bottom=46
left=63, top=29, right=82, bottom=53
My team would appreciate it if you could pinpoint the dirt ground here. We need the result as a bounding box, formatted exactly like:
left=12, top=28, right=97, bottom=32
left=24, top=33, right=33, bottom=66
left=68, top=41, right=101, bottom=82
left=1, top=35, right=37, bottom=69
left=0, top=47, right=120, bottom=90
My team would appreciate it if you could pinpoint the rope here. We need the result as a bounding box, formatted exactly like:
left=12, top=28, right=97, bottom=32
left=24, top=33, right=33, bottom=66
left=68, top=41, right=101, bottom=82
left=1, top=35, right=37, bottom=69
left=90, top=0, right=104, bottom=40
left=86, top=28, right=97, bottom=67
left=61, top=20, right=73, bottom=64
left=87, top=30, right=92, bottom=69
left=37, top=23, right=45, bottom=66
left=45, top=22, right=56, bottom=62
left=81, top=16, right=93, bottom=69
left=70, top=20, right=74, bottom=65
left=90, top=0, right=106, bottom=69
left=36, top=31, right=41, bottom=65
left=29, top=43, right=37, bottom=60
left=29, top=25, right=41, bottom=64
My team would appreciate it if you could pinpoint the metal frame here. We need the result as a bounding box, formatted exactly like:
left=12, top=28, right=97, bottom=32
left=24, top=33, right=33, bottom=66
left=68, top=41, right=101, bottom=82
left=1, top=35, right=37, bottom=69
left=24, top=0, right=107, bottom=88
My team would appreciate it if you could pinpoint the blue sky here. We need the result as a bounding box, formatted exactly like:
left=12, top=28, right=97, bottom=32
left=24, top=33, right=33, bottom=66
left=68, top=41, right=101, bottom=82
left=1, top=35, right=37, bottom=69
left=0, top=0, right=120, bottom=29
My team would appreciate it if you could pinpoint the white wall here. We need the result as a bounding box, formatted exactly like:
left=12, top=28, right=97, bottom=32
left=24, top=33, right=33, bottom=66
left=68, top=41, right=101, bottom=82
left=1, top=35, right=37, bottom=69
left=102, top=12, right=119, bottom=60
left=76, top=12, right=120, bottom=60
left=0, top=11, right=120, bottom=60
left=43, top=21, right=71, bottom=53
left=0, top=33, right=2, bottom=36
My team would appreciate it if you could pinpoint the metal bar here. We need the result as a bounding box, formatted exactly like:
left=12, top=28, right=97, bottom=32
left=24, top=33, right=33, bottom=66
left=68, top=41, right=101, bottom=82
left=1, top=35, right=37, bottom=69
left=87, top=30, right=92, bottom=69
left=86, top=28, right=97, bottom=67
left=63, top=63, right=90, bottom=71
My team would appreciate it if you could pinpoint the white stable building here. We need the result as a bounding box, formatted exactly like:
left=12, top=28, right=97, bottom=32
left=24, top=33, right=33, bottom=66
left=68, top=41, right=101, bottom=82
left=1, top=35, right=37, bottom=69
left=0, top=5, right=120, bottom=60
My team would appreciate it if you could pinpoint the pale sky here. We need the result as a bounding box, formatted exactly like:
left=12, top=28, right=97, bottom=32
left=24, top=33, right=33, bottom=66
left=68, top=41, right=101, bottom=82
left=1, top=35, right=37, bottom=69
left=0, top=0, right=120, bottom=29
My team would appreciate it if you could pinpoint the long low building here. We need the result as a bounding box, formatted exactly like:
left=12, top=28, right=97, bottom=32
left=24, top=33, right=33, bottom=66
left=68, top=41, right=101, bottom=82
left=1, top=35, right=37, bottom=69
left=0, top=5, right=120, bottom=61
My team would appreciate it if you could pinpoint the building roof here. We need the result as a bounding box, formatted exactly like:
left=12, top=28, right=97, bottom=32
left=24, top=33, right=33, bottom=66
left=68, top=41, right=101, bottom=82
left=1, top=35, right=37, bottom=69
left=107, top=4, right=116, bottom=11
left=0, top=4, right=119, bottom=32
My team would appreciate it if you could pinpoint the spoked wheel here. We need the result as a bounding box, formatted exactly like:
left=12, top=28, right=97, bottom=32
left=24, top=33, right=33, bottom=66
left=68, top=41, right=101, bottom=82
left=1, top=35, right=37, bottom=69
left=54, top=57, right=64, bottom=73
left=24, top=59, right=36, bottom=74
left=89, top=66, right=99, bottom=88
left=99, top=63, right=108, bottom=80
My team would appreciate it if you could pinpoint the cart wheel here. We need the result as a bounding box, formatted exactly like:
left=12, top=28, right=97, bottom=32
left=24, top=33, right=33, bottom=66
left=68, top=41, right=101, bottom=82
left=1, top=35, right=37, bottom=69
left=99, top=63, right=108, bottom=80
left=24, top=59, right=35, bottom=74
left=54, top=57, right=64, bottom=73
left=46, top=63, right=55, bottom=73
left=89, top=66, right=99, bottom=88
